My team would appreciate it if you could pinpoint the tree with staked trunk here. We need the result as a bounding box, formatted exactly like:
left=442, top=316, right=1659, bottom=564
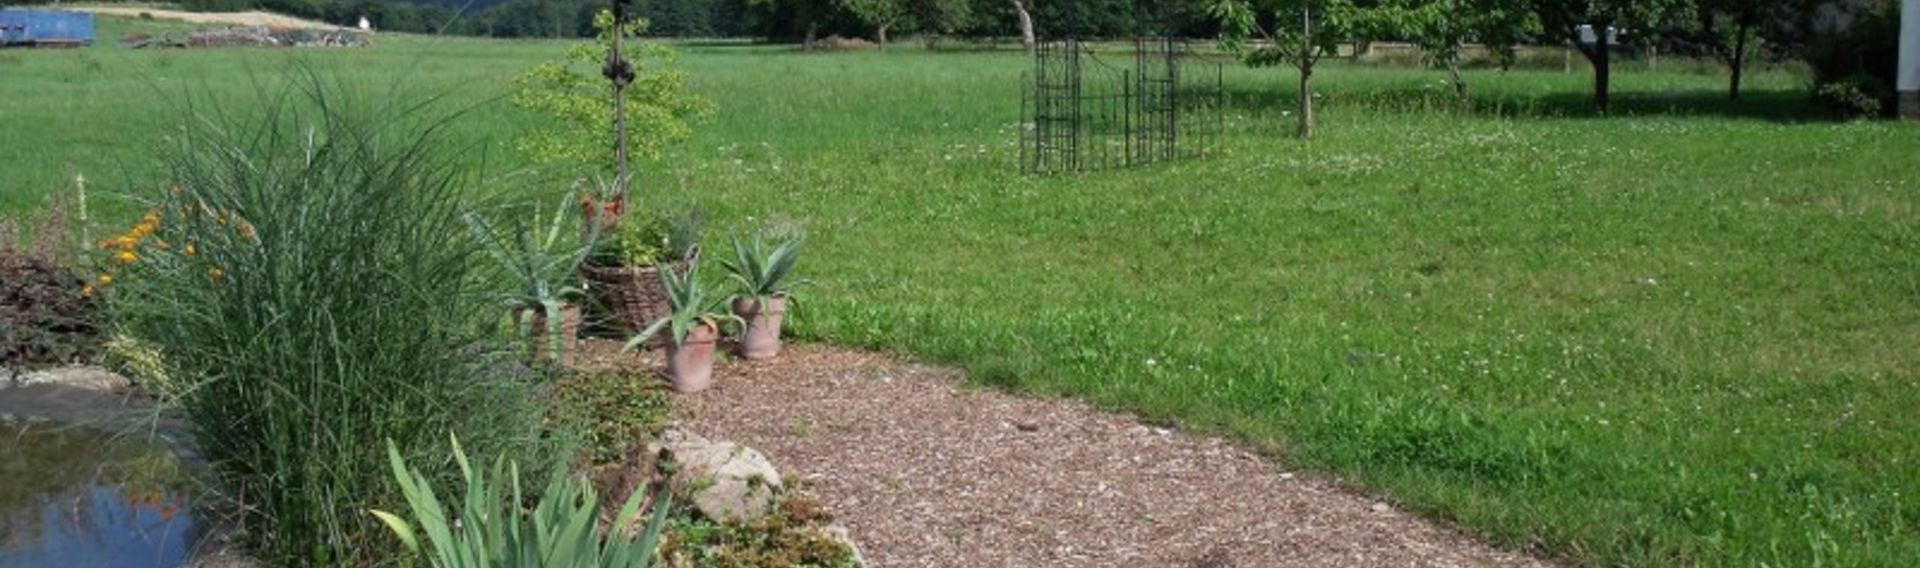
left=1522, top=0, right=1692, bottom=112
left=1211, top=0, right=1368, bottom=139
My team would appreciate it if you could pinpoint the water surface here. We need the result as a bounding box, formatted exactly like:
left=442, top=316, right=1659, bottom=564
left=0, top=421, right=201, bottom=568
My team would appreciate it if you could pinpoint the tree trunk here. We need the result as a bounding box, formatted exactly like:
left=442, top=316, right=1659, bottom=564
left=1013, top=0, right=1035, bottom=53
left=1299, top=65, right=1315, bottom=139
left=878, top=22, right=891, bottom=48
left=1727, top=29, right=1749, bottom=101
left=804, top=22, right=818, bottom=51
left=1298, top=7, right=1315, bottom=140
left=1448, top=51, right=1470, bottom=108
left=1579, top=31, right=1612, bottom=112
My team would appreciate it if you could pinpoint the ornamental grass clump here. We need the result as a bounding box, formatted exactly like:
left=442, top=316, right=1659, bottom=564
left=110, top=76, right=558, bottom=566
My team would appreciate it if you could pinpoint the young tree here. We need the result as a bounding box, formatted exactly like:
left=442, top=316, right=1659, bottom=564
left=1523, top=0, right=1692, bottom=111
left=843, top=0, right=909, bottom=46
left=1212, top=0, right=1368, bottom=139
left=1374, top=0, right=1535, bottom=106
left=1685, top=0, right=1788, bottom=100
left=512, top=9, right=714, bottom=206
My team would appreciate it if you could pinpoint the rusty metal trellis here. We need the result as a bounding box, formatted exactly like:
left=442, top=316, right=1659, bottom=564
left=1020, top=37, right=1225, bottom=175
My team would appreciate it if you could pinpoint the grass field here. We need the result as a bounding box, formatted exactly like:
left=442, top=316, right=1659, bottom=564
left=4, top=16, right=1919, bottom=567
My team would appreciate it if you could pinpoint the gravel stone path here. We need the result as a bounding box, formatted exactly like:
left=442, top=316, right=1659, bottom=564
left=650, top=344, right=1549, bottom=568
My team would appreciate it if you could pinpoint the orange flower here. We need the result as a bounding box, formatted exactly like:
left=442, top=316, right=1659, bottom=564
left=81, top=283, right=95, bottom=298
left=184, top=243, right=197, bottom=257
left=97, top=274, right=113, bottom=285
left=236, top=219, right=256, bottom=241
left=208, top=267, right=224, bottom=281
left=116, top=251, right=138, bottom=264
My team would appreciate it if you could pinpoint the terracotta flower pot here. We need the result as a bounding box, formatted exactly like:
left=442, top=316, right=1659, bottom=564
left=732, top=294, right=787, bottom=360
left=512, top=304, right=582, bottom=365
left=667, top=322, right=720, bottom=393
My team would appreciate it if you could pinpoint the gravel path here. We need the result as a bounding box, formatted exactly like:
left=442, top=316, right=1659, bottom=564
left=655, top=344, right=1548, bottom=568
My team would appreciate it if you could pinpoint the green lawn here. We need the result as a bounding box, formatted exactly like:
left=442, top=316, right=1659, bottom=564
left=4, top=18, right=1919, bottom=567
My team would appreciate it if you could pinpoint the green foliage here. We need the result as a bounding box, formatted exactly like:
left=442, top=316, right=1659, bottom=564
left=720, top=227, right=807, bottom=305
left=100, top=332, right=177, bottom=400
left=840, top=0, right=908, bottom=41
left=1212, top=0, right=1367, bottom=70
left=912, top=0, right=977, bottom=37
left=372, top=437, right=673, bottom=568
left=1815, top=76, right=1887, bottom=120
left=591, top=204, right=707, bottom=268
left=660, top=493, right=859, bottom=567
left=0, top=207, right=98, bottom=369
left=512, top=10, right=713, bottom=174
left=109, top=74, right=560, bottom=566
left=553, top=370, right=674, bottom=466
left=1798, top=0, right=1902, bottom=119
left=465, top=190, right=599, bottom=356
left=625, top=263, right=740, bottom=348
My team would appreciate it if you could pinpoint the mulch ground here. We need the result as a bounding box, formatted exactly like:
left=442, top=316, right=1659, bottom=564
left=577, top=340, right=1548, bottom=568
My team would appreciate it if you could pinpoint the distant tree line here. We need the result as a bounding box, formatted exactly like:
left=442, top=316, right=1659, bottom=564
left=6, top=0, right=1900, bottom=117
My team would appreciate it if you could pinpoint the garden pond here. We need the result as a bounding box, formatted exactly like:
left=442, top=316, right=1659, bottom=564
left=0, top=415, right=204, bottom=567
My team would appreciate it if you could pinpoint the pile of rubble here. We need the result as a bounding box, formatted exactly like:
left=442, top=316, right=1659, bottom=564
left=120, top=25, right=368, bottom=49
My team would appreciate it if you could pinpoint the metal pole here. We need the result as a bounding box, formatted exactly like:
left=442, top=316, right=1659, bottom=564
left=611, top=1, right=630, bottom=202
left=1900, top=0, right=1920, bottom=119
left=1123, top=70, right=1132, bottom=166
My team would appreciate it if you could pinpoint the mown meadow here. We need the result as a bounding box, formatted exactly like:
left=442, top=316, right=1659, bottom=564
left=3, top=16, right=1918, bottom=566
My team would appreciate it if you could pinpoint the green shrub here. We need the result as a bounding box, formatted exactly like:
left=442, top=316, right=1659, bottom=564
left=553, top=370, right=674, bottom=466
left=1802, top=1, right=1901, bottom=119
left=373, top=437, right=672, bottom=568
left=1815, top=75, right=1887, bottom=120
left=109, top=75, right=561, bottom=565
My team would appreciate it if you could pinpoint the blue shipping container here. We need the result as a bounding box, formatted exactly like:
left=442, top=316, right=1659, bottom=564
left=0, top=10, right=96, bottom=47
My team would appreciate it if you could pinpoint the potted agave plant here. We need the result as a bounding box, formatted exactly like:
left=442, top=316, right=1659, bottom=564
left=625, top=264, right=738, bottom=393
left=466, top=191, right=598, bottom=365
left=721, top=228, right=805, bottom=360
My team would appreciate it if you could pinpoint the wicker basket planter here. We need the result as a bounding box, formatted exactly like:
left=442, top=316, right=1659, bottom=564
left=582, top=260, right=692, bottom=344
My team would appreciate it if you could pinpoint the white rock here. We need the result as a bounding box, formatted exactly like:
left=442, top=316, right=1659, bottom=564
left=14, top=366, right=130, bottom=392
left=659, top=429, right=783, bottom=522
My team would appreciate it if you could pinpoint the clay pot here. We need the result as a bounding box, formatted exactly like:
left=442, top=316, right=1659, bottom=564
left=732, top=294, right=788, bottom=360
left=667, top=322, right=720, bottom=393
left=513, top=304, right=581, bottom=365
